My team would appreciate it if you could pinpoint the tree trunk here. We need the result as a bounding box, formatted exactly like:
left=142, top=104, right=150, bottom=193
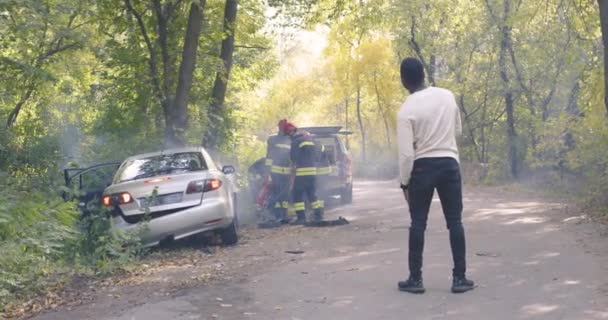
left=356, top=85, right=366, bottom=163
left=498, top=0, right=520, bottom=178
left=170, top=0, right=206, bottom=147
left=7, top=85, right=34, bottom=127
left=481, top=96, right=488, bottom=164
left=566, top=81, right=581, bottom=116
left=344, top=97, right=350, bottom=149
left=409, top=16, right=435, bottom=86
left=204, top=0, right=239, bottom=149
left=373, top=72, right=391, bottom=146
left=429, top=54, right=436, bottom=86
left=458, top=94, right=482, bottom=163
left=599, top=0, right=608, bottom=115
left=153, top=0, right=175, bottom=106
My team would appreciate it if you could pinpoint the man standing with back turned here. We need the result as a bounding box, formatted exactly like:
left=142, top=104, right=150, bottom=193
left=396, top=57, right=475, bottom=294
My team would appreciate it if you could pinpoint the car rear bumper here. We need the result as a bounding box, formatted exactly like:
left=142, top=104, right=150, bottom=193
left=112, top=197, right=233, bottom=247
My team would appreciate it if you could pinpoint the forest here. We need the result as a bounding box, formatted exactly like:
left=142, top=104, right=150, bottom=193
left=1, top=0, right=607, bottom=314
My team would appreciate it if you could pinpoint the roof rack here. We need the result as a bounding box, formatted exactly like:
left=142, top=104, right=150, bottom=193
left=298, top=126, right=343, bottom=135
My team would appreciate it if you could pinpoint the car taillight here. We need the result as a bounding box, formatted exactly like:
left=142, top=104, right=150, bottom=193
left=102, top=195, right=111, bottom=206
left=102, top=192, right=134, bottom=206
left=120, top=192, right=132, bottom=204
left=186, top=179, right=222, bottom=194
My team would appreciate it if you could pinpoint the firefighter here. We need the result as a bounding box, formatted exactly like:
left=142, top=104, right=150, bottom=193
left=282, top=121, right=324, bottom=224
left=265, top=119, right=292, bottom=224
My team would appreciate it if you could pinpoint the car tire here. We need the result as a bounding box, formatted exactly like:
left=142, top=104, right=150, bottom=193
left=340, top=183, right=353, bottom=204
left=220, top=195, right=239, bottom=246
left=220, top=219, right=239, bottom=246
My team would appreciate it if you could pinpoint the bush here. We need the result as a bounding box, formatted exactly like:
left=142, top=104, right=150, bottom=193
left=0, top=172, right=146, bottom=313
left=0, top=174, right=78, bottom=311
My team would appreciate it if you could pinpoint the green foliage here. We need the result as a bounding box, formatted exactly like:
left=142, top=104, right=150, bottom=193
left=0, top=174, right=77, bottom=311
left=0, top=176, right=146, bottom=312
left=73, top=208, right=147, bottom=275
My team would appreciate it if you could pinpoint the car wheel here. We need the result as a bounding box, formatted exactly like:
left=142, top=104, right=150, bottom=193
left=340, top=183, right=353, bottom=204
left=220, top=195, right=239, bottom=246
left=220, top=219, right=239, bottom=246
left=232, top=193, right=239, bottom=228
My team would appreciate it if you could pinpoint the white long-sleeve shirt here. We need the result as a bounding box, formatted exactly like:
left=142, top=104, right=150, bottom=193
left=397, top=86, right=462, bottom=186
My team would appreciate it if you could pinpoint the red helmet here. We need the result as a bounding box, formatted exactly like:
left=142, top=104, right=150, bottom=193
left=278, top=119, right=296, bottom=135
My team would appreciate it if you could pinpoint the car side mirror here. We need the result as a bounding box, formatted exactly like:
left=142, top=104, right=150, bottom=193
left=222, top=165, right=236, bottom=175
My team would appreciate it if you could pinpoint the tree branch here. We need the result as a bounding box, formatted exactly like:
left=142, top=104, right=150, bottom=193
left=7, top=86, right=35, bottom=127
left=484, top=0, right=499, bottom=26
left=409, top=15, right=435, bottom=85
left=235, top=45, right=270, bottom=50
left=38, top=42, right=81, bottom=62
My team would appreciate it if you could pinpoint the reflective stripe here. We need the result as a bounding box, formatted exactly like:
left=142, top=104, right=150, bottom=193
left=312, top=200, right=324, bottom=209
left=317, top=167, right=331, bottom=175
left=271, top=165, right=291, bottom=174
left=275, top=144, right=290, bottom=149
left=265, top=158, right=273, bottom=166
left=296, top=167, right=317, bottom=176
left=282, top=201, right=290, bottom=209
left=299, top=141, right=315, bottom=148
left=293, top=202, right=305, bottom=211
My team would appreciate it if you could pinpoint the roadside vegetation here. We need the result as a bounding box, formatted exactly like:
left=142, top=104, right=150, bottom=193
left=1, top=0, right=608, bottom=316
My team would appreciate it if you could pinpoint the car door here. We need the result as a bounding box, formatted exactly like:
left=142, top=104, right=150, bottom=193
left=64, top=162, right=122, bottom=213
left=312, top=136, right=340, bottom=194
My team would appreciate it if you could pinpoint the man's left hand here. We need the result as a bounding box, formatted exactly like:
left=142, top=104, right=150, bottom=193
left=400, top=184, right=409, bottom=204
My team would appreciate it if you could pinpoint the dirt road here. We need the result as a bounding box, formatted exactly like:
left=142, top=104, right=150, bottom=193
left=33, top=181, right=608, bottom=320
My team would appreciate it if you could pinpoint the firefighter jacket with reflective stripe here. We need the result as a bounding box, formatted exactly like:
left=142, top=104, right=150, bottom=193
left=290, top=132, right=318, bottom=176
left=266, top=134, right=292, bottom=175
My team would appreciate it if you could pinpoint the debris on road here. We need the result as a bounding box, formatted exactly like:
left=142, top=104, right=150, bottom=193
left=475, top=251, right=501, bottom=257
left=305, top=216, right=350, bottom=227
left=285, top=250, right=306, bottom=254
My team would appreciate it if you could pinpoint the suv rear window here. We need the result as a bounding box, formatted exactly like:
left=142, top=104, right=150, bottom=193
left=115, top=152, right=207, bottom=183
left=314, top=137, right=339, bottom=165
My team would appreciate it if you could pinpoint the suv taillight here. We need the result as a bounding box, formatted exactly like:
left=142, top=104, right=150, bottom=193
left=186, top=179, right=222, bottom=194
left=102, top=192, right=134, bottom=206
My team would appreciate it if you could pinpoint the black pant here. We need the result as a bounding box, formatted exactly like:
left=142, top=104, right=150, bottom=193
left=408, top=157, right=466, bottom=279
left=293, top=175, right=324, bottom=221
left=270, top=173, right=290, bottom=221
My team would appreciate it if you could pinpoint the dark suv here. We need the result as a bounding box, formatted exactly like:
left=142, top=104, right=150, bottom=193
left=301, top=126, right=352, bottom=204
left=258, top=126, right=353, bottom=204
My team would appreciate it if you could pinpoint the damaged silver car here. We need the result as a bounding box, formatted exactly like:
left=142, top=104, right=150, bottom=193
left=65, top=147, right=239, bottom=247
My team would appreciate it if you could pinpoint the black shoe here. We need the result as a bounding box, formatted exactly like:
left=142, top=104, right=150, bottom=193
left=257, top=221, right=281, bottom=229
left=280, top=219, right=290, bottom=224
left=451, top=277, right=476, bottom=293
left=398, top=277, right=425, bottom=294
left=291, top=219, right=306, bottom=226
